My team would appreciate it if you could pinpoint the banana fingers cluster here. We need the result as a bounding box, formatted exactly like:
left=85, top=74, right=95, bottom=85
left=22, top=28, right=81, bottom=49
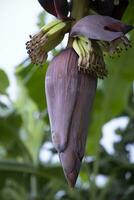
left=26, top=19, right=71, bottom=66
left=73, top=36, right=108, bottom=78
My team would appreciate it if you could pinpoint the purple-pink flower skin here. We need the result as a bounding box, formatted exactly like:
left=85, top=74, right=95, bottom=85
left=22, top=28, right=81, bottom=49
left=71, top=15, right=133, bottom=42
left=45, top=48, right=97, bottom=187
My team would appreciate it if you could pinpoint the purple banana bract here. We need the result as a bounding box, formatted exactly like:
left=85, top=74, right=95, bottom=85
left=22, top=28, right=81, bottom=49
left=45, top=48, right=97, bottom=187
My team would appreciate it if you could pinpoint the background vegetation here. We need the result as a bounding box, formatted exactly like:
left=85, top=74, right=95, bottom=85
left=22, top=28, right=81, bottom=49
left=0, top=2, right=134, bottom=200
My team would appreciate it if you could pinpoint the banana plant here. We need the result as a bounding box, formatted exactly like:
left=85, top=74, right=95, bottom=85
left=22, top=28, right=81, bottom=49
left=26, top=0, right=134, bottom=187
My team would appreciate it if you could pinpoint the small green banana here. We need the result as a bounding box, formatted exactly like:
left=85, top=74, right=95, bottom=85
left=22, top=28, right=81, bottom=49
left=47, top=21, right=69, bottom=36
left=78, top=38, right=90, bottom=66
left=72, top=38, right=81, bottom=57
left=77, top=38, right=87, bottom=68
left=41, top=19, right=61, bottom=33
left=73, top=36, right=93, bottom=71
left=40, top=21, right=70, bottom=53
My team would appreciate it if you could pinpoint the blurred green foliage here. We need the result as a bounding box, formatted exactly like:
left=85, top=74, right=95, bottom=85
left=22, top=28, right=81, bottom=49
left=0, top=3, right=134, bottom=200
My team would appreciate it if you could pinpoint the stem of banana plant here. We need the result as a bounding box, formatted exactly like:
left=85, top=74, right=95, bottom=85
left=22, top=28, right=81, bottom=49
left=71, top=0, right=89, bottom=20
left=67, top=0, right=89, bottom=47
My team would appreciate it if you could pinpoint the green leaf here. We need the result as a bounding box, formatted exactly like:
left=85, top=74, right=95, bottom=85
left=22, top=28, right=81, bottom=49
left=0, top=160, right=63, bottom=180
left=0, top=69, right=9, bottom=94
left=0, top=102, right=13, bottom=118
left=16, top=63, right=48, bottom=111
left=13, top=77, right=49, bottom=163
left=0, top=110, right=32, bottom=161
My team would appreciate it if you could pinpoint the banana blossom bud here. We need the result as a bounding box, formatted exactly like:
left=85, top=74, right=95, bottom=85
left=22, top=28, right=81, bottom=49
left=45, top=48, right=97, bottom=187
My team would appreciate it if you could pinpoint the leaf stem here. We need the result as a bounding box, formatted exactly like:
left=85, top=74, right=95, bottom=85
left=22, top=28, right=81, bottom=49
left=67, top=0, right=89, bottom=47
left=71, top=0, right=89, bottom=21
